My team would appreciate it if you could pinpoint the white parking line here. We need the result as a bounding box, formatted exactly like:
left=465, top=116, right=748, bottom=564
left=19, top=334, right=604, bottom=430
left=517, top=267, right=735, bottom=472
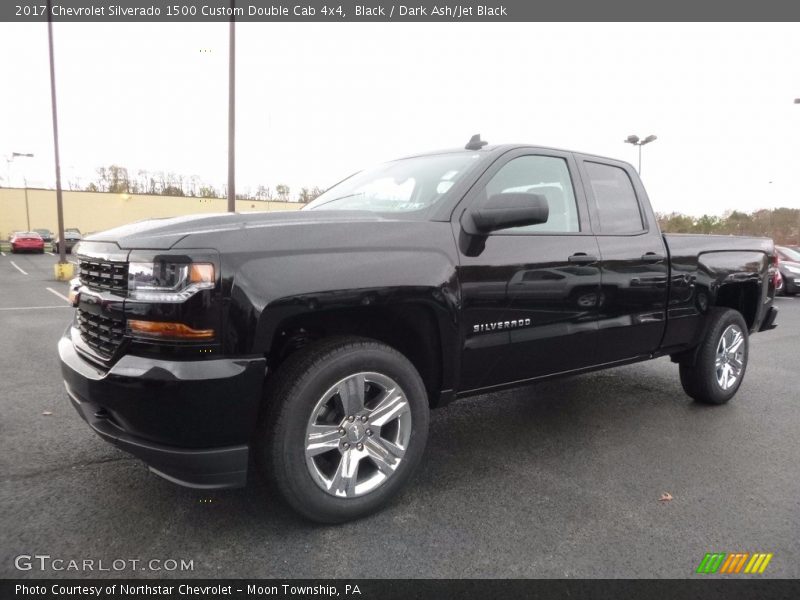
left=0, top=306, right=73, bottom=311
left=46, top=251, right=55, bottom=256
left=0, top=251, right=6, bottom=256
left=10, top=261, right=28, bottom=275
left=46, top=287, right=72, bottom=303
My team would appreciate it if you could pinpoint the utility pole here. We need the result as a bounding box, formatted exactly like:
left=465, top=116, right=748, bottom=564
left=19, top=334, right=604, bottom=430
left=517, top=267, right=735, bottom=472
left=47, top=0, right=72, bottom=279
left=227, top=7, right=236, bottom=212
left=794, top=99, right=799, bottom=243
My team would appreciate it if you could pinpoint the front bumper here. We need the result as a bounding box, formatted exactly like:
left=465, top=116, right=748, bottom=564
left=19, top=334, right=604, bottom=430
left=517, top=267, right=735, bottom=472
left=59, top=327, right=266, bottom=489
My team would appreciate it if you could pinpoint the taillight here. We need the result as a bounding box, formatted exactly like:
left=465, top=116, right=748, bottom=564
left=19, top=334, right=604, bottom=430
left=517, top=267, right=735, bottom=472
left=770, top=253, right=780, bottom=287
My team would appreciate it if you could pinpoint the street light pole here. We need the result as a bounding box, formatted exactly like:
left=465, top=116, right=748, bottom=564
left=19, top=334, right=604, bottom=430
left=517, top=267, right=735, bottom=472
left=623, top=134, right=657, bottom=175
left=24, top=177, right=31, bottom=231
left=6, top=153, right=34, bottom=231
left=5, top=152, right=34, bottom=188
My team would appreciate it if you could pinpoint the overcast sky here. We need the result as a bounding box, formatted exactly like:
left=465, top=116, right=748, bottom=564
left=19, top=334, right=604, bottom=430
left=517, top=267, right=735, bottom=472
left=1, top=22, right=799, bottom=216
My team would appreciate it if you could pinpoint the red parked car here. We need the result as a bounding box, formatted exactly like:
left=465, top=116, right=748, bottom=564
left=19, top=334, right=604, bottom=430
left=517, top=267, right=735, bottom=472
left=10, top=231, right=45, bottom=254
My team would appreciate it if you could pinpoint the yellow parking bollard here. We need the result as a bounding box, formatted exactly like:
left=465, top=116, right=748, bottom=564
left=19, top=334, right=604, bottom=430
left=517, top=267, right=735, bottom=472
left=54, top=261, right=75, bottom=281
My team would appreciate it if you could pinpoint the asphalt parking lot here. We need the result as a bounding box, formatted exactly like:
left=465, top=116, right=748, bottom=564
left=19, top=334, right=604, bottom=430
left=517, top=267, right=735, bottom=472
left=1, top=250, right=798, bottom=579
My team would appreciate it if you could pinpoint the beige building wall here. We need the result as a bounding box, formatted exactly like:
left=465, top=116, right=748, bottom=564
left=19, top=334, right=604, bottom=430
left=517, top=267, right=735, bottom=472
left=0, top=188, right=301, bottom=239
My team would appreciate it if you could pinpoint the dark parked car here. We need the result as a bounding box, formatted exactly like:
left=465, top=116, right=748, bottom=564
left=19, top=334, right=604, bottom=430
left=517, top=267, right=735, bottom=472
left=53, top=229, right=82, bottom=254
left=34, top=228, right=54, bottom=243
left=10, top=231, right=44, bottom=253
left=775, top=245, right=800, bottom=295
left=59, top=138, right=778, bottom=523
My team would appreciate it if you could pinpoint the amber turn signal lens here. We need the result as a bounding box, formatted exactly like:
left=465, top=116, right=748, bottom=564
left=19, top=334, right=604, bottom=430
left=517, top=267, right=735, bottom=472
left=190, top=264, right=214, bottom=284
left=128, top=320, right=215, bottom=340
left=68, top=288, right=80, bottom=307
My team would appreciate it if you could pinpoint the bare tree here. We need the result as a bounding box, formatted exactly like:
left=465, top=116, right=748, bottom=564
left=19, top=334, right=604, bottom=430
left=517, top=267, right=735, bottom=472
left=255, top=185, right=273, bottom=201
left=199, top=185, right=217, bottom=198
left=276, top=184, right=290, bottom=202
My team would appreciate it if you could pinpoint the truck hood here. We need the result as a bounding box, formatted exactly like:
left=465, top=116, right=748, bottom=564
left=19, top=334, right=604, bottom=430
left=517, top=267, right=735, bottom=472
left=84, top=210, right=387, bottom=250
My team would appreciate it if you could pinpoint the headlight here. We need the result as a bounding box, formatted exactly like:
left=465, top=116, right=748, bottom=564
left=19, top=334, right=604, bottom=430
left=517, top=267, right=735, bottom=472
left=128, top=261, right=215, bottom=302
left=68, top=277, right=81, bottom=306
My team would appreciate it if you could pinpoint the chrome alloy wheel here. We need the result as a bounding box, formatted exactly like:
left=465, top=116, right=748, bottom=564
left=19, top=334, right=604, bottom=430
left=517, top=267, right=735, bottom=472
left=715, top=324, right=745, bottom=390
left=304, top=372, right=412, bottom=498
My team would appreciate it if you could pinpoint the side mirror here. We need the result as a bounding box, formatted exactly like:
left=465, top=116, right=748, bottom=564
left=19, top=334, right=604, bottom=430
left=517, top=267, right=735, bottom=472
left=466, top=192, right=549, bottom=234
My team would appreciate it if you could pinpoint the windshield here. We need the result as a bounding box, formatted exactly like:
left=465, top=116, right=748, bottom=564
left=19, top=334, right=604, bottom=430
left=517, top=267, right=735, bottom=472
left=779, top=246, right=800, bottom=262
left=303, top=152, right=481, bottom=215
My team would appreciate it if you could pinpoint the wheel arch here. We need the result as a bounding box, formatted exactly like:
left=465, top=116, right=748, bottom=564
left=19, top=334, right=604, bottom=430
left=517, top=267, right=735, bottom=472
left=260, top=300, right=456, bottom=407
left=712, top=280, right=760, bottom=331
left=671, top=284, right=758, bottom=368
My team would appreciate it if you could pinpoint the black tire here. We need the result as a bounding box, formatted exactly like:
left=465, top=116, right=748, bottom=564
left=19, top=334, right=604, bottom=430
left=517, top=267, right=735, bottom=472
left=258, top=336, right=430, bottom=523
left=679, top=307, right=749, bottom=405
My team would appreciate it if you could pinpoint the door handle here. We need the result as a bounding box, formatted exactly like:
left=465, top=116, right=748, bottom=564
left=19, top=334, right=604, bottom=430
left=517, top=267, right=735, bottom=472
left=568, top=253, right=598, bottom=264
left=641, top=252, right=666, bottom=263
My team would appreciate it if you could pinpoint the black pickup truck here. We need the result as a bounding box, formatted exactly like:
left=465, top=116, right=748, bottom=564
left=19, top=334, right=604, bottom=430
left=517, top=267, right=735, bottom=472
left=59, top=137, right=778, bottom=522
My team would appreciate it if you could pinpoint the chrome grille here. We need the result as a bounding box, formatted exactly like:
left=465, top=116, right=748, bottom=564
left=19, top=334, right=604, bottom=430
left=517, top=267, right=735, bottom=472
left=77, top=309, right=125, bottom=359
left=79, top=259, right=128, bottom=294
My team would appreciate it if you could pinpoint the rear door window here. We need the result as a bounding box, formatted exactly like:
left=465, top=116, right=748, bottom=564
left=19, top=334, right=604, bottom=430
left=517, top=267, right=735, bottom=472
left=584, top=162, right=644, bottom=234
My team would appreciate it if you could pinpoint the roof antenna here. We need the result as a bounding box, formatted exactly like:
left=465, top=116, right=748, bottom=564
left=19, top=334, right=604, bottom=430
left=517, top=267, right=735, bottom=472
left=465, top=134, right=488, bottom=151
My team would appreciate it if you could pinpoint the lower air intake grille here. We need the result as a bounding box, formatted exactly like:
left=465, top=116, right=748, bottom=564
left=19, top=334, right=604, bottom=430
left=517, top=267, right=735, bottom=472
left=77, top=309, right=125, bottom=359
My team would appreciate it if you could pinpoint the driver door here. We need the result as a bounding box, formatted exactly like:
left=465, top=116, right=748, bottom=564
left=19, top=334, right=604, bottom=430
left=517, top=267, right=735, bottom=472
left=455, top=149, right=601, bottom=392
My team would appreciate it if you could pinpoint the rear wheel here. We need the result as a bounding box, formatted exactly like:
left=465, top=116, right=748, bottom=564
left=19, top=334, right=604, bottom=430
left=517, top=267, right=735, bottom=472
left=258, top=336, right=430, bottom=523
left=679, top=308, right=748, bottom=405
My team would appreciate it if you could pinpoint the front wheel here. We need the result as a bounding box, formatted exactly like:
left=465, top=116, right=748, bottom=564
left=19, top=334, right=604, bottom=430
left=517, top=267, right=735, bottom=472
left=679, top=308, right=749, bottom=405
left=259, top=336, right=430, bottom=523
